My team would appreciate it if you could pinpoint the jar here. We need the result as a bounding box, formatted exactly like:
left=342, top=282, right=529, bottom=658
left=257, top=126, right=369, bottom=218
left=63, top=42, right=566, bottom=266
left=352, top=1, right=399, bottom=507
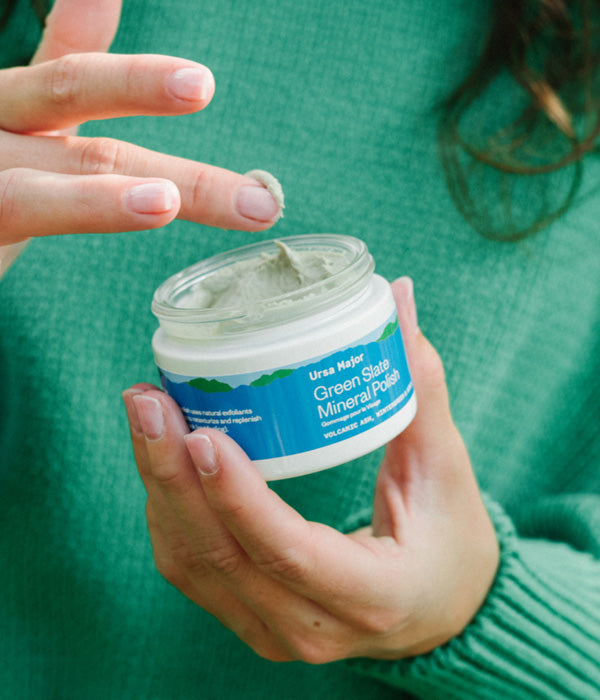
left=151, top=234, right=416, bottom=480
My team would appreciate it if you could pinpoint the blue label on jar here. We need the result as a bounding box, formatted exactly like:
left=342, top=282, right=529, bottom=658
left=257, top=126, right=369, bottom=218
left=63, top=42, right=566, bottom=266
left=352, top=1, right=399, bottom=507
left=158, top=313, right=413, bottom=460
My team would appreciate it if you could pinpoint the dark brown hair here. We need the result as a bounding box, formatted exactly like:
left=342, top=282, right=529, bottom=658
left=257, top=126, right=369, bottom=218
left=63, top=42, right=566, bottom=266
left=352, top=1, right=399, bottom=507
left=0, top=0, right=47, bottom=32
left=440, top=0, right=600, bottom=240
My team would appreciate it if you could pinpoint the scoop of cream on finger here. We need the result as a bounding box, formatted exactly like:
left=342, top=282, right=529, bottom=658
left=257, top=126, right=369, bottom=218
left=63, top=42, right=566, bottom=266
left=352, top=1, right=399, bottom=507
left=244, top=169, right=285, bottom=220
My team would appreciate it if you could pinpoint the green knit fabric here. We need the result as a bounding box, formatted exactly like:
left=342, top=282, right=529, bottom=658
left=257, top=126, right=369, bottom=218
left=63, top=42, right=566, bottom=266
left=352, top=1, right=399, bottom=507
left=1, top=1, right=599, bottom=699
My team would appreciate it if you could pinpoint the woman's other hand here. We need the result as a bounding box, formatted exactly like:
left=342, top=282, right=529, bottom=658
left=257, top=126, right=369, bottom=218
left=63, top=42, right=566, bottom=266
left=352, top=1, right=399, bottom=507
left=0, top=0, right=281, bottom=272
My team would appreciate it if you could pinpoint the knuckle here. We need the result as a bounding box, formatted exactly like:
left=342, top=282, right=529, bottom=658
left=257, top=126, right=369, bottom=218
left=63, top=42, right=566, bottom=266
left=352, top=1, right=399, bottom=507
left=255, top=547, right=307, bottom=583
left=209, top=499, right=245, bottom=521
left=48, top=53, right=82, bottom=106
left=78, top=137, right=125, bottom=175
left=189, top=167, right=215, bottom=214
left=165, top=538, right=209, bottom=581
left=355, top=608, right=400, bottom=636
left=123, top=58, right=143, bottom=97
left=154, top=551, right=187, bottom=588
left=145, top=512, right=208, bottom=586
left=239, top=624, right=292, bottom=663
left=252, top=643, right=291, bottom=663
left=288, top=636, right=341, bottom=665
left=149, top=540, right=190, bottom=589
left=148, top=461, right=182, bottom=487
left=146, top=532, right=184, bottom=588
left=199, top=540, right=245, bottom=578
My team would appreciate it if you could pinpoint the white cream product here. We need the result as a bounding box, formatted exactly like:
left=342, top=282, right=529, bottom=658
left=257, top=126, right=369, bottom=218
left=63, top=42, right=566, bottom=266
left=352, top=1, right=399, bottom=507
left=151, top=234, right=416, bottom=480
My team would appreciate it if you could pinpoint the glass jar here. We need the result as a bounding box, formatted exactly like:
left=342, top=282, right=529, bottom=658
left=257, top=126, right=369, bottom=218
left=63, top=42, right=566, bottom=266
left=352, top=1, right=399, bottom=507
left=151, top=234, right=416, bottom=479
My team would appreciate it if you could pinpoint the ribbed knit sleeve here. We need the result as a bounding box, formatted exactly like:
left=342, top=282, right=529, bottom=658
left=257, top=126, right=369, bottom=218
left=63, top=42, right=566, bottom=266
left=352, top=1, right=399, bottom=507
left=346, top=497, right=600, bottom=699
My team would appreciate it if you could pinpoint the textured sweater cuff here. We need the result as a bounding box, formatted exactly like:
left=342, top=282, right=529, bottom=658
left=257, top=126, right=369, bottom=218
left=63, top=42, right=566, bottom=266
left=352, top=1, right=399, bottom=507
left=345, top=498, right=600, bottom=699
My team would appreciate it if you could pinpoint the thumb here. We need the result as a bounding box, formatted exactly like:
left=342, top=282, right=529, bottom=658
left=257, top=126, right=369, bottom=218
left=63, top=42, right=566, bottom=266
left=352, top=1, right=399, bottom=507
left=372, top=278, right=472, bottom=537
left=31, top=0, right=122, bottom=65
left=390, top=277, right=455, bottom=452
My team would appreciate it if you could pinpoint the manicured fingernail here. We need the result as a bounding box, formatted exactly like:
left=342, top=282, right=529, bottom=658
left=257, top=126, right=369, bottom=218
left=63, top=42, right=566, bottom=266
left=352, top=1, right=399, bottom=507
left=126, top=181, right=179, bottom=214
left=184, top=433, right=219, bottom=476
left=122, top=388, right=145, bottom=434
left=167, top=67, right=214, bottom=101
left=132, top=395, right=165, bottom=440
left=243, top=170, right=285, bottom=211
left=236, top=185, right=282, bottom=223
left=396, top=276, right=418, bottom=333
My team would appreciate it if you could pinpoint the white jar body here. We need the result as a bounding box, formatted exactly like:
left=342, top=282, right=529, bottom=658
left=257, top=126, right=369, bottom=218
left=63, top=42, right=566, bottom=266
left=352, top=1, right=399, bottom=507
left=153, top=274, right=416, bottom=480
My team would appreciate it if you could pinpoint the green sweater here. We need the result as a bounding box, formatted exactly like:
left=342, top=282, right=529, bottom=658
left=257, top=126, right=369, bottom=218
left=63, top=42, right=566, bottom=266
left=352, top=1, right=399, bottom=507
left=1, top=1, right=599, bottom=699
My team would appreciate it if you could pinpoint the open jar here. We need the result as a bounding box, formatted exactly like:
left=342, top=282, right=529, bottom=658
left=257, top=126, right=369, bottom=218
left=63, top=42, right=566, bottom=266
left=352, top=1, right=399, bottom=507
left=151, top=234, right=416, bottom=479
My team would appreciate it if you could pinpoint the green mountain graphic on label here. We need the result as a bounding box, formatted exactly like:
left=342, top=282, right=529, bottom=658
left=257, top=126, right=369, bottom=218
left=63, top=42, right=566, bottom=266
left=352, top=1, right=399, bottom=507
left=250, top=368, right=295, bottom=387
left=377, top=318, right=399, bottom=342
left=187, top=377, right=233, bottom=393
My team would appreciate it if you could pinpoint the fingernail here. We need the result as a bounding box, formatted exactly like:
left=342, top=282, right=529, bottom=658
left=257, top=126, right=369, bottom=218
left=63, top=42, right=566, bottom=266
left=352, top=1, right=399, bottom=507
left=243, top=170, right=285, bottom=211
left=122, top=388, right=145, bottom=434
left=236, top=185, right=282, bottom=223
left=126, top=181, right=179, bottom=215
left=184, top=433, right=219, bottom=476
left=132, top=395, right=165, bottom=440
left=396, top=276, right=418, bottom=333
left=167, top=67, right=214, bottom=101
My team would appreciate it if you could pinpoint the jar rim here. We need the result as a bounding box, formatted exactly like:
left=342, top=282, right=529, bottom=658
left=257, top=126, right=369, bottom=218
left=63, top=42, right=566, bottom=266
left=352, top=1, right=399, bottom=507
left=152, top=234, right=374, bottom=336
